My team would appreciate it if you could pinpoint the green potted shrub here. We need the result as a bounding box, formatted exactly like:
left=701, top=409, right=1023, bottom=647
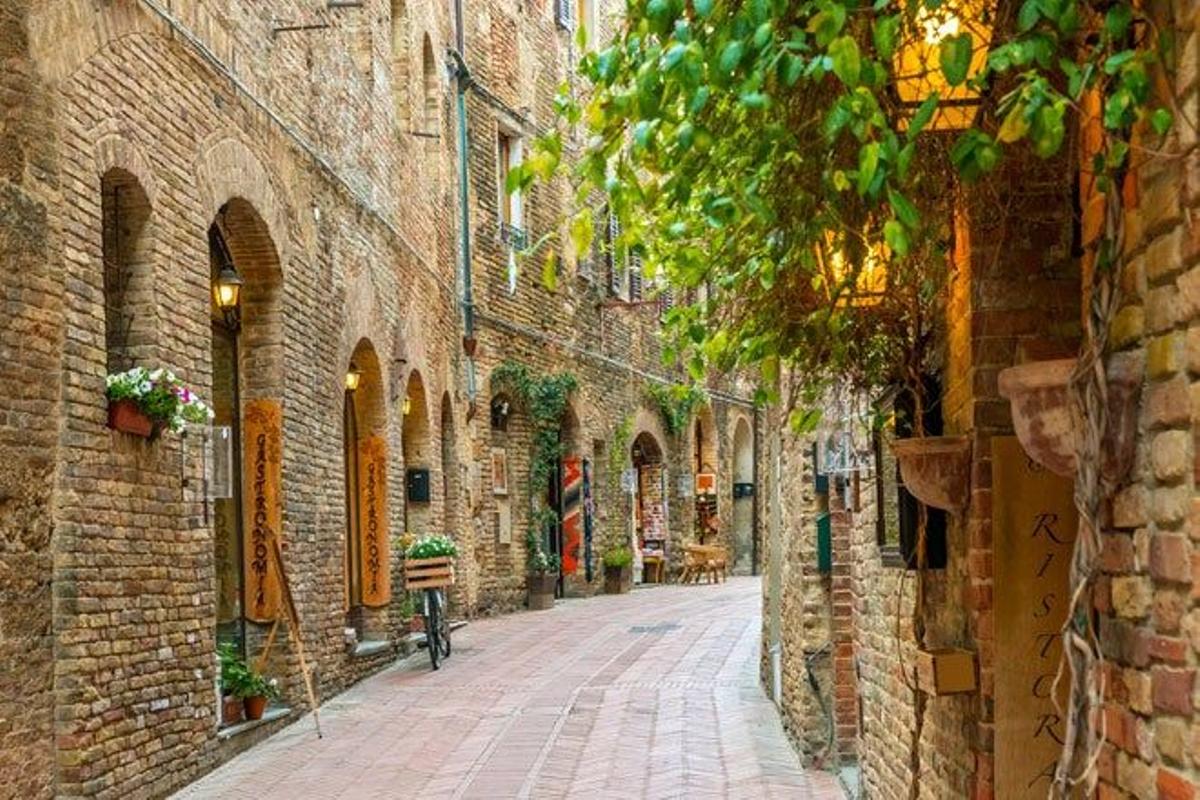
left=602, top=547, right=634, bottom=595
left=217, top=642, right=246, bottom=726
left=525, top=531, right=559, bottom=610
left=237, top=667, right=280, bottom=721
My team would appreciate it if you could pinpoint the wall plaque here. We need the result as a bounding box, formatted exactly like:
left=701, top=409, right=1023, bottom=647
left=358, top=435, right=391, bottom=607
left=993, top=436, right=1078, bottom=798
left=242, top=399, right=283, bottom=623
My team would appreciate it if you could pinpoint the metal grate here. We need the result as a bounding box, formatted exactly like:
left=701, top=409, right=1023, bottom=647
left=628, top=622, right=680, bottom=634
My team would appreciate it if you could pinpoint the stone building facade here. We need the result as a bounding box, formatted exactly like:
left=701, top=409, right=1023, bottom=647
left=763, top=2, right=1200, bottom=798
left=0, top=1, right=760, bottom=797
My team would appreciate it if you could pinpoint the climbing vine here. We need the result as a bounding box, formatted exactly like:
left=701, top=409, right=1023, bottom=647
left=608, top=413, right=635, bottom=493
left=645, top=382, right=708, bottom=436
left=491, top=361, right=579, bottom=566
left=510, top=0, right=1178, bottom=791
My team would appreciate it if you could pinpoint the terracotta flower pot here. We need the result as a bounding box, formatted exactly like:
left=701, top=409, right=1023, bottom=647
left=243, top=695, right=268, bottom=721
left=408, top=614, right=425, bottom=634
left=107, top=398, right=155, bottom=438
left=527, top=572, right=556, bottom=610
left=603, top=565, right=631, bottom=595
left=998, top=352, right=1143, bottom=481
left=221, top=694, right=244, bottom=726
left=890, top=436, right=972, bottom=513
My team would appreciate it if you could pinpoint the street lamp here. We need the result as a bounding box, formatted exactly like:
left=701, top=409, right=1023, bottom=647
left=894, top=0, right=992, bottom=131
left=403, top=395, right=412, bottom=416
left=345, top=363, right=362, bottom=393
left=213, top=263, right=244, bottom=330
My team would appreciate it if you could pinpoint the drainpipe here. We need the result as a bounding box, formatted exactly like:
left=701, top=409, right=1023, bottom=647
left=751, top=407, right=761, bottom=576
left=448, top=47, right=476, bottom=400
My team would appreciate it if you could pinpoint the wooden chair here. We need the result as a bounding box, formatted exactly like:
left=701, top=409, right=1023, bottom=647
left=680, top=545, right=728, bottom=584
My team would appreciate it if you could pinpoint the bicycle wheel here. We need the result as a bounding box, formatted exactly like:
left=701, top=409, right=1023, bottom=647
left=436, top=590, right=451, bottom=659
left=425, top=589, right=441, bottom=670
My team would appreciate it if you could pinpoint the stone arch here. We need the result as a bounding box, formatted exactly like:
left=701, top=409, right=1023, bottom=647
left=343, top=338, right=391, bottom=633
left=560, top=401, right=583, bottom=457
left=402, top=369, right=432, bottom=536
left=692, top=403, right=718, bottom=475
left=731, top=414, right=755, bottom=575
left=100, top=166, right=156, bottom=372
left=27, top=0, right=159, bottom=83
left=195, top=137, right=291, bottom=268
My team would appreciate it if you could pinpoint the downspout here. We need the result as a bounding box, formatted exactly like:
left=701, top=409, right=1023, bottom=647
left=751, top=407, right=760, bottom=576
left=448, top=47, right=476, bottom=400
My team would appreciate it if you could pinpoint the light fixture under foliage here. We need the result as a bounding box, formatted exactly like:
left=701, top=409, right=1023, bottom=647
left=894, top=0, right=993, bottom=131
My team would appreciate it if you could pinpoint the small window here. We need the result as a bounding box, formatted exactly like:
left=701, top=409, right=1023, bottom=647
left=606, top=211, right=626, bottom=298
left=101, top=169, right=153, bottom=373
left=421, top=35, right=438, bottom=138
left=497, top=132, right=524, bottom=231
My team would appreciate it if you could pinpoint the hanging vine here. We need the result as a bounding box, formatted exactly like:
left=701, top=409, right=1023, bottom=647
left=491, top=361, right=580, bottom=569
left=645, top=382, right=708, bottom=436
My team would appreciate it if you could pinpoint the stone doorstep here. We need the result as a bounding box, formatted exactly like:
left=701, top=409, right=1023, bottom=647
left=216, top=706, right=292, bottom=740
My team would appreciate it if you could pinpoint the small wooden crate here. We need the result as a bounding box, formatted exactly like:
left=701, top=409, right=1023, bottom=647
left=915, top=647, right=977, bottom=696
left=403, top=556, right=455, bottom=590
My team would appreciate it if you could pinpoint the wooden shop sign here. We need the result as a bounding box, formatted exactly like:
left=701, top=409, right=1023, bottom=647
left=358, top=435, right=391, bottom=607
left=242, top=399, right=283, bottom=623
left=992, top=436, right=1078, bottom=798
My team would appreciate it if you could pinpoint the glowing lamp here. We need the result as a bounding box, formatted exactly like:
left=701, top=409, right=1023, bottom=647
left=345, top=363, right=362, bottom=392
left=894, top=1, right=992, bottom=131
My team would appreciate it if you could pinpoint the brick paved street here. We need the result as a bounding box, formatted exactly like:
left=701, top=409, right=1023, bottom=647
left=174, top=577, right=842, bottom=799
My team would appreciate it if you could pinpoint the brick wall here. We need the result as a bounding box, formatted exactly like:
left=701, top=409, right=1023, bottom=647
left=2, top=0, right=762, bottom=795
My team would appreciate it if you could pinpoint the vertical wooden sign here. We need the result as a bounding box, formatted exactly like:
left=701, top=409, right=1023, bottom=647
left=993, top=436, right=1078, bottom=797
left=358, top=436, right=391, bottom=607
left=242, top=399, right=283, bottom=623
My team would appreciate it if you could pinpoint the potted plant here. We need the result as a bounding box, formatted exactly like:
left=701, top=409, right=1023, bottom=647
left=217, top=642, right=246, bottom=727
left=105, top=366, right=214, bottom=439
left=602, top=547, right=633, bottom=594
left=402, top=534, right=457, bottom=594
left=525, top=531, right=559, bottom=610
left=396, top=593, right=423, bottom=634
left=238, top=667, right=280, bottom=721
left=997, top=351, right=1143, bottom=481
left=890, top=436, right=972, bottom=513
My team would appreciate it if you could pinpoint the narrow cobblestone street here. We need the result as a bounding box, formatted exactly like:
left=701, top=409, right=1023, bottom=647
left=174, top=578, right=841, bottom=799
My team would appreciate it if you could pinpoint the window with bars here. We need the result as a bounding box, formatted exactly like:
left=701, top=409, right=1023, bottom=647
left=497, top=131, right=525, bottom=247
left=555, top=0, right=574, bottom=30
left=606, top=211, right=625, bottom=298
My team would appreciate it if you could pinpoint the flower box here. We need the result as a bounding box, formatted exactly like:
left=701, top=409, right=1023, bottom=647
left=403, top=557, right=455, bottom=590
left=107, top=398, right=155, bottom=438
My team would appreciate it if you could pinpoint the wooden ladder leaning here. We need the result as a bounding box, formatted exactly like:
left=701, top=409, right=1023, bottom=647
left=254, top=535, right=323, bottom=738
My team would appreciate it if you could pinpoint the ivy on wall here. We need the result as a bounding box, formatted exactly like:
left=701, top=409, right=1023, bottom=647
left=490, top=361, right=579, bottom=570
left=645, top=382, right=708, bottom=436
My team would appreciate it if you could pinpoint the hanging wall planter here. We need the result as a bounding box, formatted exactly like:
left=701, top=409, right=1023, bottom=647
left=998, top=352, right=1143, bottom=481
left=107, top=398, right=156, bottom=438
left=890, top=436, right=972, bottom=513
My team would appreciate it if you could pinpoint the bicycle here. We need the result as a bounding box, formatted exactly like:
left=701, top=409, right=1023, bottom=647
left=423, top=587, right=452, bottom=669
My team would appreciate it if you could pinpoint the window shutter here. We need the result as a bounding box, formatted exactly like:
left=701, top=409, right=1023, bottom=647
left=556, top=0, right=574, bottom=31
left=628, top=254, right=643, bottom=300
left=607, top=212, right=623, bottom=296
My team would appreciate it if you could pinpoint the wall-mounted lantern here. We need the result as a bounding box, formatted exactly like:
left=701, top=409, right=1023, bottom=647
left=213, top=263, right=244, bottom=330
left=894, top=0, right=992, bottom=131
left=345, top=363, right=362, bottom=393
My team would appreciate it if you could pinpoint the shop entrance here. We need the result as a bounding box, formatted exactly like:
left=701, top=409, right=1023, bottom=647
left=631, top=432, right=667, bottom=583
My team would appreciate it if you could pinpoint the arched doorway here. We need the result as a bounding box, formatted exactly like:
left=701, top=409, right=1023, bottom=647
left=693, top=405, right=718, bottom=544
left=207, top=198, right=283, bottom=658
left=732, top=417, right=755, bottom=575
left=402, top=371, right=431, bottom=536
left=631, top=431, right=667, bottom=584
left=343, top=339, right=390, bottom=640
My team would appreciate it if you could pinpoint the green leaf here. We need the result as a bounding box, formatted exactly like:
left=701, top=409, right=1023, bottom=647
left=886, top=187, right=920, bottom=228
left=1150, top=107, right=1174, bottom=136
left=939, top=32, right=973, bottom=86
left=542, top=251, right=559, bottom=292
left=569, top=209, right=594, bottom=260
left=907, top=93, right=939, bottom=140
left=719, top=40, right=745, bottom=74
left=856, top=142, right=880, bottom=196
left=997, top=101, right=1030, bottom=143
left=1032, top=102, right=1065, bottom=157
left=693, top=0, right=713, bottom=17
left=1017, top=0, right=1041, bottom=32
left=829, top=36, right=861, bottom=87
left=883, top=219, right=910, bottom=257
left=1104, top=4, right=1132, bottom=41
left=739, top=91, right=770, bottom=109
left=783, top=54, right=805, bottom=86
left=872, top=14, right=900, bottom=61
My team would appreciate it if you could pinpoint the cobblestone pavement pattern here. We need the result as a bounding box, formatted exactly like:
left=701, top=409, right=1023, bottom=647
left=175, top=577, right=844, bottom=799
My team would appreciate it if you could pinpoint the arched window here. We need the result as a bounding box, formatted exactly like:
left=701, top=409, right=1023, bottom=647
left=101, top=168, right=153, bottom=372
left=421, top=35, right=439, bottom=139
left=391, top=0, right=409, bottom=133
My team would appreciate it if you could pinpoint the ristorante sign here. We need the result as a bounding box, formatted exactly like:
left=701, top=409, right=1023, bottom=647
left=992, top=436, right=1078, bottom=797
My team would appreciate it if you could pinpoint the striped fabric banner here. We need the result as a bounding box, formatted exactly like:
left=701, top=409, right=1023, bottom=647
left=561, top=456, right=583, bottom=574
